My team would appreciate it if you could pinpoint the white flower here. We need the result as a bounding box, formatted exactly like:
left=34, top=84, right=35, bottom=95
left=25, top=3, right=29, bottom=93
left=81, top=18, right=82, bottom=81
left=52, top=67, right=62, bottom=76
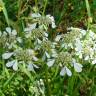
left=31, top=13, right=41, bottom=18
left=25, top=31, right=31, bottom=38
left=51, top=49, right=57, bottom=57
left=42, top=52, right=50, bottom=61
left=37, top=39, right=42, bottom=44
left=45, top=51, right=50, bottom=58
left=2, top=52, right=14, bottom=59
left=27, top=62, right=39, bottom=72
left=27, top=49, right=35, bottom=55
left=89, top=30, right=95, bottom=38
left=68, top=43, right=73, bottom=49
left=44, top=32, right=48, bottom=37
left=52, top=22, right=56, bottom=28
left=16, top=37, right=22, bottom=43
left=11, top=29, right=17, bottom=36
left=60, top=66, right=72, bottom=76
left=92, top=59, right=96, bottom=64
left=75, top=38, right=82, bottom=52
left=6, top=27, right=11, bottom=34
left=6, top=60, right=18, bottom=71
left=24, top=23, right=37, bottom=32
left=6, top=27, right=17, bottom=36
left=33, top=56, right=38, bottom=61
left=84, top=56, right=89, bottom=60
left=80, top=29, right=86, bottom=36
left=47, top=59, right=55, bottom=67
left=79, top=53, right=82, bottom=59
left=46, top=15, right=56, bottom=28
left=72, top=59, right=83, bottom=72
left=55, top=35, right=62, bottom=42
left=61, top=44, right=65, bottom=48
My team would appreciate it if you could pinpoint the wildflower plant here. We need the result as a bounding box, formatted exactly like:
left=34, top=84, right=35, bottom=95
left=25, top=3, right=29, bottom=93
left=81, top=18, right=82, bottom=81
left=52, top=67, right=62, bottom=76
left=1, top=12, right=96, bottom=77
left=0, top=3, right=96, bottom=95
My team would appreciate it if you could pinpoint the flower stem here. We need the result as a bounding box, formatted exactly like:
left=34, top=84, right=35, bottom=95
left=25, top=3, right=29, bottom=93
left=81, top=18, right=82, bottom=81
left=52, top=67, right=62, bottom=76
left=45, top=65, right=51, bottom=96
left=42, top=0, right=48, bottom=15
left=85, top=0, right=92, bottom=29
left=0, top=0, right=9, bottom=25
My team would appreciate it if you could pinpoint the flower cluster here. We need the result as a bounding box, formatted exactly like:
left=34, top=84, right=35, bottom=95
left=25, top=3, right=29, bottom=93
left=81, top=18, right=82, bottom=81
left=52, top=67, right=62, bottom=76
left=0, top=27, right=21, bottom=49
left=1, top=12, right=96, bottom=77
left=29, top=79, right=45, bottom=96
left=54, top=27, right=96, bottom=76
left=1, top=13, right=56, bottom=73
left=2, top=48, right=38, bottom=71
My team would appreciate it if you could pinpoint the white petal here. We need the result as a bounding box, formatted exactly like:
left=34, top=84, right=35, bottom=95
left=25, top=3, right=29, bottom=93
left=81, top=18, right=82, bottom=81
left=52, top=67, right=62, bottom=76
left=27, top=63, right=35, bottom=72
left=55, top=35, right=62, bottom=42
left=84, top=56, right=89, bottom=60
left=6, top=60, right=15, bottom=67
left=45, top=52, right=50, bottom=58
left=13, top=60, right=18, bottom=71
left=65, top=67, right=72, bottom=76
left=75, top=39, right=82, bottom=52
left=44, top=32, right=48, bottom=37
left=61, top=44, right=65, bottom=48
left=52, top=53, right=57, bottom=58
left=6, top=27, right=11, bottom=34
left=74, top=63, right=83, bottom=72
left=79, top=54, right=82, bottom=59
left=12, top=30, right=17, bottom=35
left=32, top=64, right=39, bottom=68
left=28, top=23, right=37, bottom=30
left=52, top=22, right=56, bottom=28
left=68, top=43, right=73, bottom=49
left=37, top=39, right=42, bottom=44
left=42, top=53, right=46, bottom=61
left=80, top=29, right=86, bottom=36
left=16, top=37, right=22, bottom=43
left=47, top=15, right=54, bottom=21
left=24, top=28, right=31, bottom=32
left=89, top=30, right=94, bottom=37
left=92, top=59, right=96, bottom=64
left=47, top=59, right=55, bottom=67
left=33, top=56, right=38, bottom=61
left=3, top=31, right=7, bottom=35
left=60, top=67, right=66, bottom=76
left=2, top=52, right=14, bottom=59
left=31, top=13, right=41, bottom=18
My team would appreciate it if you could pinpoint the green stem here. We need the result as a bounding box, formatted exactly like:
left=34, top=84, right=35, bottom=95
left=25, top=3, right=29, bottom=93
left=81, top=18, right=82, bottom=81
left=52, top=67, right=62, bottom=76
left=53, top=65, right=59, bottom=79
left=42, top=0, right=48, bottom=15
left=21, top=63, right=33, bottom=82
left=35, top=0, right=38, bottom=8
left=3, top=72, right=17, bottom=88
left=0, top=0, right=9, bottom=25
left=45, top=65, right=51, bottom=96
left=85, top=0, right=91, bottom=18
left=0, top=89, right=5, bottom=96
left=67, top=70, right=76, bottom=95
left=85, top=0, right=91, bottom=29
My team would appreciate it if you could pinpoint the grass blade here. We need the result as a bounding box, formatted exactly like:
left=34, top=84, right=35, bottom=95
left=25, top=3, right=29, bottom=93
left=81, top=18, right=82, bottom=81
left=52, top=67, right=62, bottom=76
left=0, top=0, right=9, bottom=25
